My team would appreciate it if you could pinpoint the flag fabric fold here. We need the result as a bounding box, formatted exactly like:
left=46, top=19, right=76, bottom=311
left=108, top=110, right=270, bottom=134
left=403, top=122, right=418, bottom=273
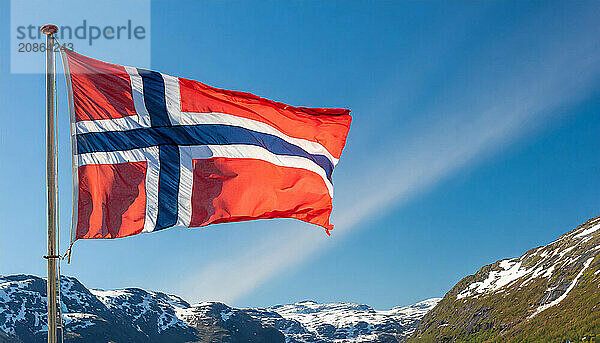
left=62, top=49, right=351, bottom=240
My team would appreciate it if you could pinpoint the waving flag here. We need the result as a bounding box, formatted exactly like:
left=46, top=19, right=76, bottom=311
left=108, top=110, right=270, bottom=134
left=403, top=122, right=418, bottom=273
left=62, top=50, right=351, bottom=240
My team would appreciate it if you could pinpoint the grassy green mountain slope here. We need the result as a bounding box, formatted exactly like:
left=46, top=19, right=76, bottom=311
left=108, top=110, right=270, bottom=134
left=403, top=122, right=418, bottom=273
left=409, top=216, right=600, bottom=343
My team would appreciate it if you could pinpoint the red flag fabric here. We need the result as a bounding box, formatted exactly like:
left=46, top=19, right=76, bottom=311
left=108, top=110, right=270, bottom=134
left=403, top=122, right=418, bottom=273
left=62, top=49, right=351, bottom=240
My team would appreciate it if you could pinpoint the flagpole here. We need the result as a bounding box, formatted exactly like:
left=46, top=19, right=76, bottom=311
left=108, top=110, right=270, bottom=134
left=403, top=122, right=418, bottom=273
left=41, top=23, right=59, bottom=343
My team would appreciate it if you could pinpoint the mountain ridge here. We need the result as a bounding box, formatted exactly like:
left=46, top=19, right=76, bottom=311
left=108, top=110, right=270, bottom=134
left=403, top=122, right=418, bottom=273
left=409, top=215, right=600, bottom=342
left=0, top=274, right=438, bottom=343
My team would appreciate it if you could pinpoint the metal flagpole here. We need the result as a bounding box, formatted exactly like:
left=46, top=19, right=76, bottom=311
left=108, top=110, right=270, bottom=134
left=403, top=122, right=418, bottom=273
left=41, top=23, right=59, bottom=343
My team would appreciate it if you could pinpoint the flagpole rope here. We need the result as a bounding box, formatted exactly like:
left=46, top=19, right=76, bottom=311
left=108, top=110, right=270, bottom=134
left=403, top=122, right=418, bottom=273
left=52, top=42, right=65, bottom=343
left=55, top=38, right=75, bottom=264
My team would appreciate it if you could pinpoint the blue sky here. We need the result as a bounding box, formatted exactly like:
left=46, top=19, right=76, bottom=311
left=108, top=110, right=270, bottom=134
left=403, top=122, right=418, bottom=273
left=0, top=1, right=599, bottom=309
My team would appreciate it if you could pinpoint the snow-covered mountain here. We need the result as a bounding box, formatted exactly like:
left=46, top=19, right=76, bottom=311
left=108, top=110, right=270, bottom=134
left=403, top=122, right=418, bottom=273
left=410, top=215, right=600, bottom=342
left=261, top=299, right=440, bottom=342
left=0, top=275, right=439, bottom=343
left=249, top=298, right=440, bottom=343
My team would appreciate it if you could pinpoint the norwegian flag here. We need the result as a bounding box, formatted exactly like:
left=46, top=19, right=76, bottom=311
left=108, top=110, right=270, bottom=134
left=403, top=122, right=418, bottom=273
left=62, top=49, right=351, bottom=240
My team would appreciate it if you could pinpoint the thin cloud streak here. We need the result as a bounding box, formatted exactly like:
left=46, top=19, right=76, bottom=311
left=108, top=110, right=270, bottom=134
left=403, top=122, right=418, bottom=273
left=178, top=6, right=600, bottom=304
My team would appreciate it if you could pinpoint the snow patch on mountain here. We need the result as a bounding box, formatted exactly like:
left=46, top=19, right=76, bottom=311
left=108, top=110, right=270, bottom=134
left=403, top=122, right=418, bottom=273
left=62, top=313, right=98, bottom=330
left=0, top=276, right=48, bottom=336
left=220, top=309, right=234, bottom=321
left=530, top=256, right=595, bottom=318
left=457, top=259, right=529, bottom=299
left=456, top=217, right=600, bottom=301
left=91, top=288, right=190, bottom=333
left=574, top=223, right=600, bottom=238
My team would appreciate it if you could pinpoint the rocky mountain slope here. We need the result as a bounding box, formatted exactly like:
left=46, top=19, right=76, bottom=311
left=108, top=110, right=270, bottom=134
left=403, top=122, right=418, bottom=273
left=409, top=215, right=600, bottom=342
left=259, top=298, right=440, bottom=343
left=0, top=275, right=438, bottom=343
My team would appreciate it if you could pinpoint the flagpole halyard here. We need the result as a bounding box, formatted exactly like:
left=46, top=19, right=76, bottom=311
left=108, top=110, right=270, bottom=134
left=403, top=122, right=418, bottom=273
left=41, top=23, right=59, bottom=343
left=57, top=43, right=77, bottom=264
